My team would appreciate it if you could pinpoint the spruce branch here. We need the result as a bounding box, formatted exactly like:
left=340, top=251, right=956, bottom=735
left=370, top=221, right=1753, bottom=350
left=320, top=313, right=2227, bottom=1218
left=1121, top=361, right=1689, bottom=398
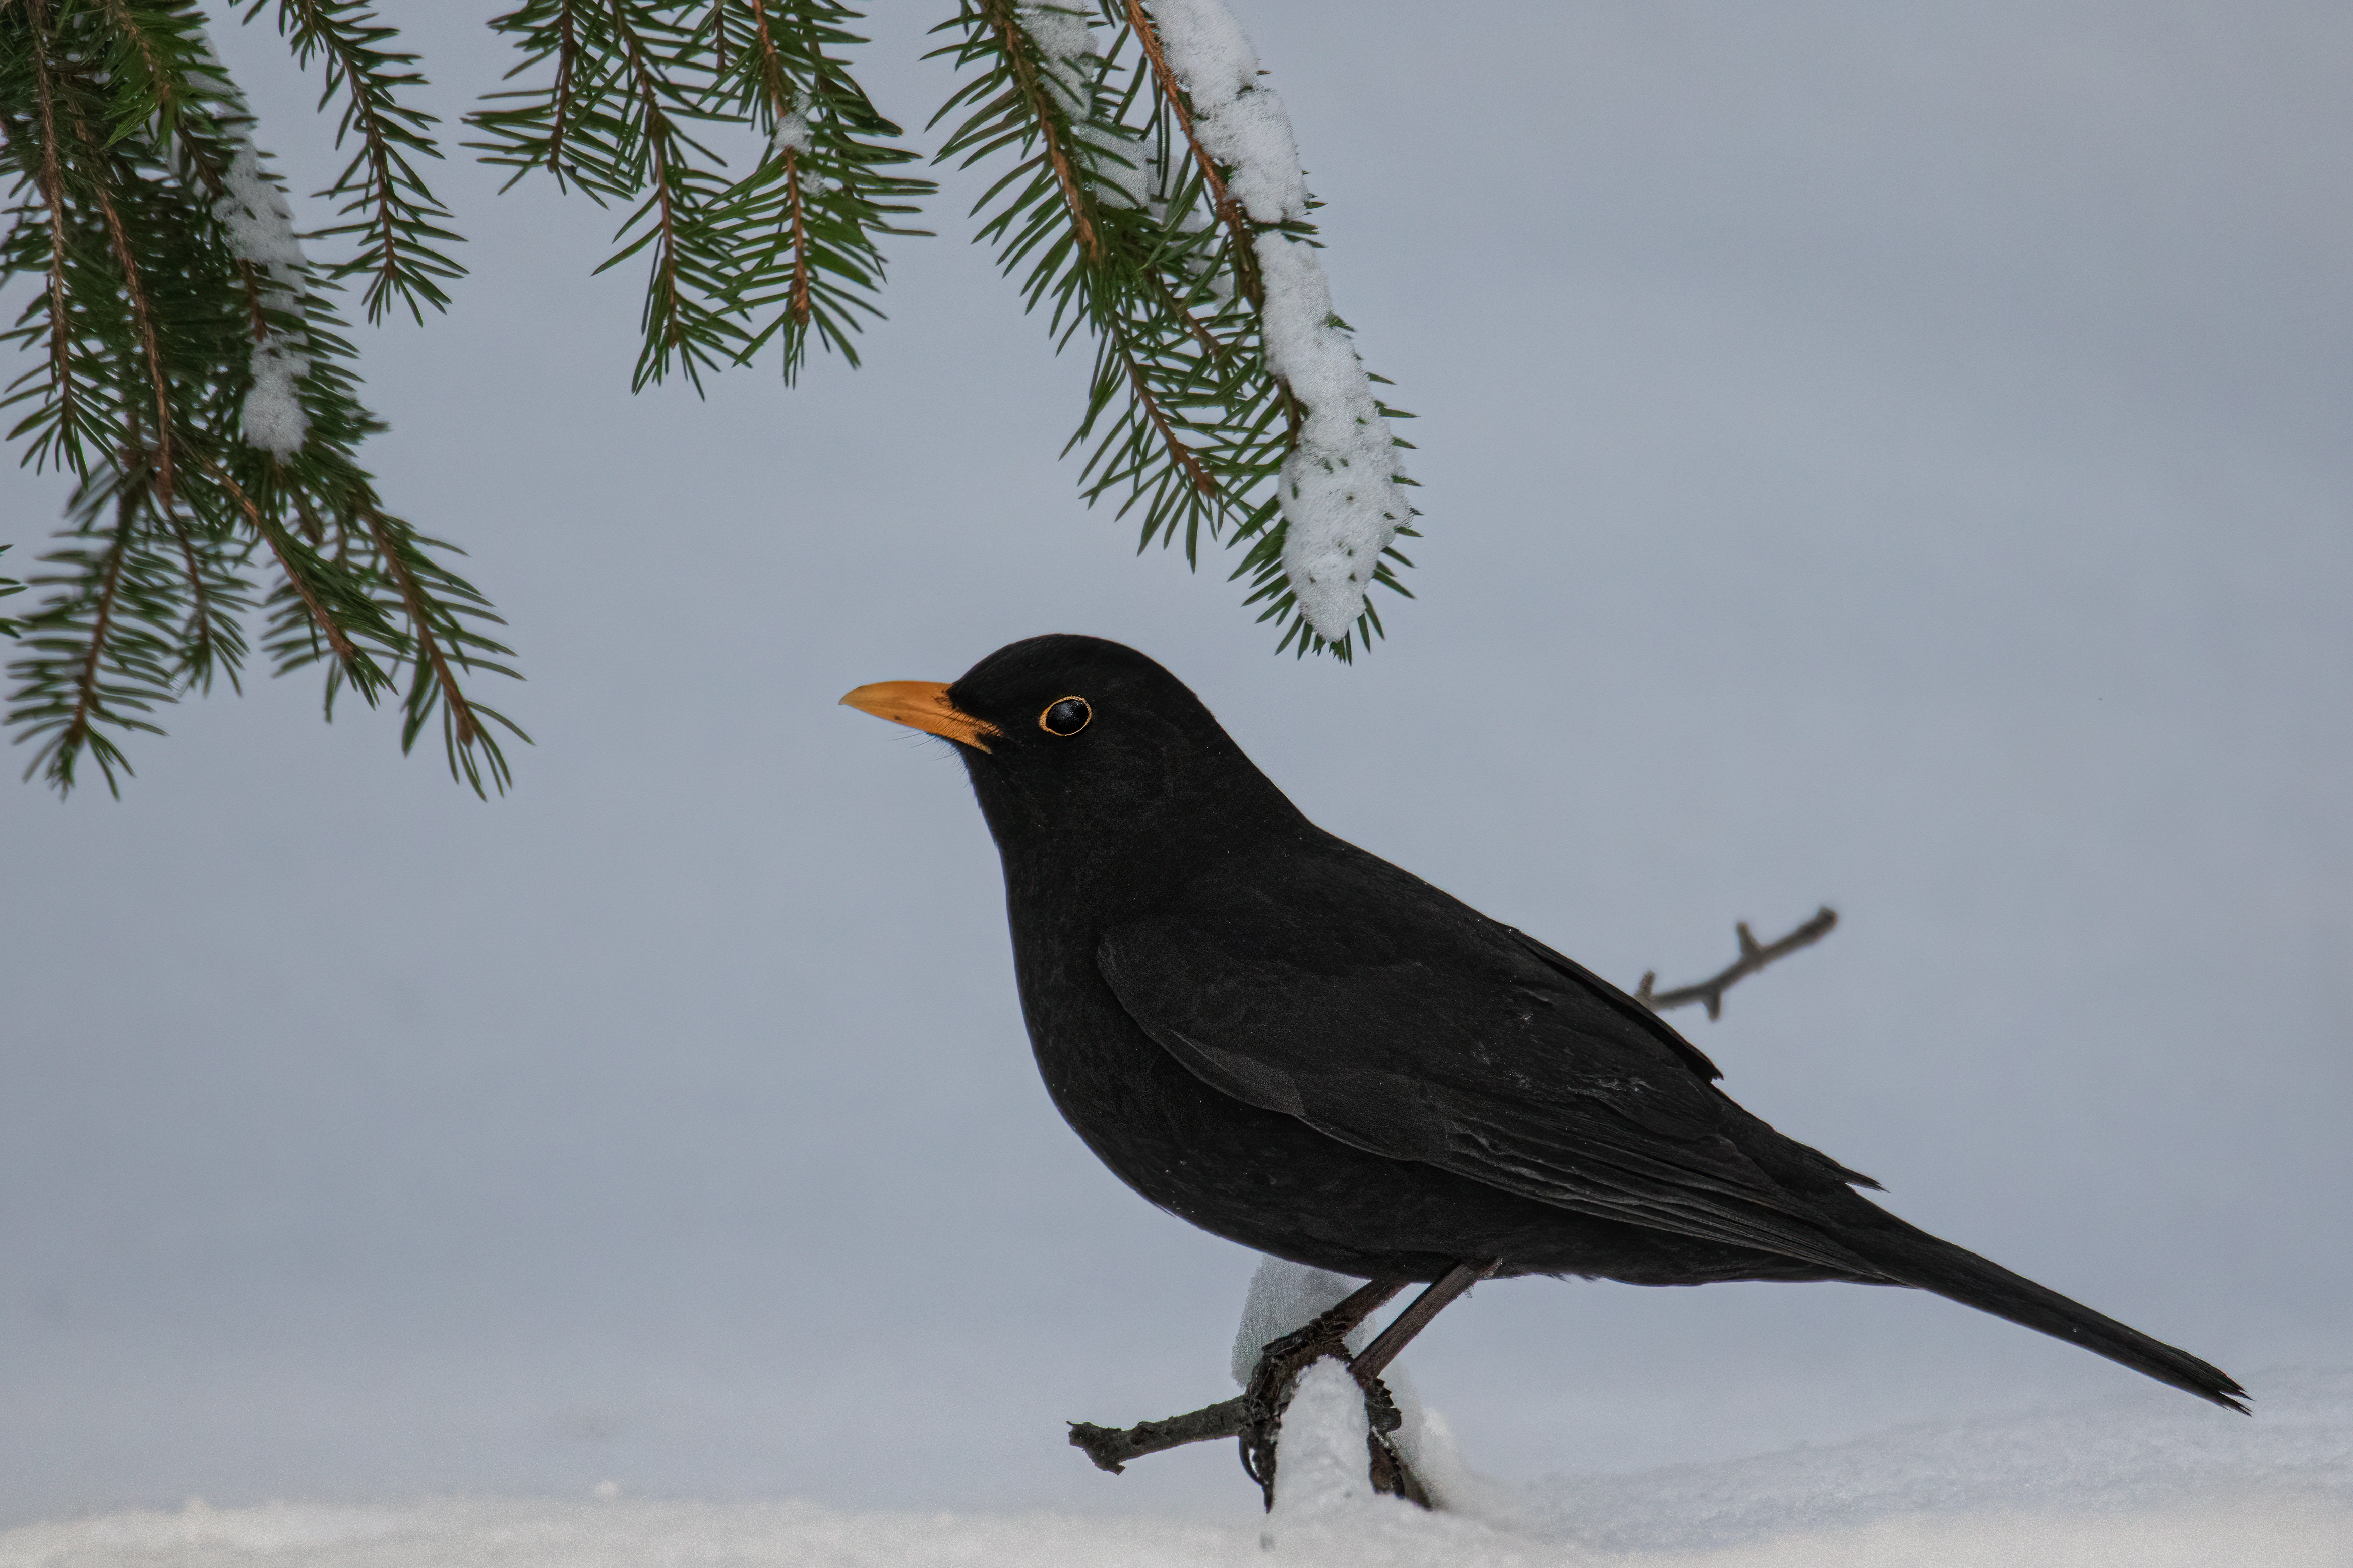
left=927, top=0, right=1417, bottom=661
left=14, top=2, right=91, bottom=477
left=7, top=470, right=182, bottom=796
left=250, top=0, right=466, bottom=324
left=472, top=0, right=930, bottom=389
left=66, top=92, right=178, bottom=503
left=717, top=0, right=934, bottom=380
left=359, top=503, right=527, bottom=795
left=3, top=0, right=1435, bottom=794
left=2, top=0, right=524, bottom=795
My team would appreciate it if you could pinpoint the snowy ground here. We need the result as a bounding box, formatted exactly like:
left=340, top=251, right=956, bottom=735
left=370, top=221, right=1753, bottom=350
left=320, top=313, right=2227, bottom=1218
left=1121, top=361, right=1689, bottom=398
left=8, top=1368, right=2346, bottom=1568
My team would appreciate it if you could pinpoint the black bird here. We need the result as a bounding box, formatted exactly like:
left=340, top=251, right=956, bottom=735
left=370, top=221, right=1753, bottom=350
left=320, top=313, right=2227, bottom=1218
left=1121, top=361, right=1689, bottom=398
left=841, top=634, right=2245, bottom=1419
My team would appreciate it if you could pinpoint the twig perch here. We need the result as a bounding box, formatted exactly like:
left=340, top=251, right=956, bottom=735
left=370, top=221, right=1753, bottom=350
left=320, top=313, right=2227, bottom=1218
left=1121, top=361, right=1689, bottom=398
left=1069, top=1397, right=1245, bottom=1473
left=1636, top=906, right=1838, bottom=1020
left=1072, top=1278, right=1434, bottom=1509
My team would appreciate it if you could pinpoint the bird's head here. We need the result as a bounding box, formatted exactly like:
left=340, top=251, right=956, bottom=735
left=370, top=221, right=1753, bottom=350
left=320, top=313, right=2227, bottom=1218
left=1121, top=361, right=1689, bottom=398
left=840, top=634, right=1296, bottom=850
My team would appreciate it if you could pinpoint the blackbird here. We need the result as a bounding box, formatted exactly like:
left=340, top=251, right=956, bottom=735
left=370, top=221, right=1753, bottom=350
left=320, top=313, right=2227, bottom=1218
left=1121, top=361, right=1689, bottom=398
left=842, top=634, right=2245, bottom=1414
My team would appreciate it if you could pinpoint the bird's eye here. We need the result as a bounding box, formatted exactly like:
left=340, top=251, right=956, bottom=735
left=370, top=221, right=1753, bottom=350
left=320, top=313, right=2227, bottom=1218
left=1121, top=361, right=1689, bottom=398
left=1039, top=696, right=1092, bottom=737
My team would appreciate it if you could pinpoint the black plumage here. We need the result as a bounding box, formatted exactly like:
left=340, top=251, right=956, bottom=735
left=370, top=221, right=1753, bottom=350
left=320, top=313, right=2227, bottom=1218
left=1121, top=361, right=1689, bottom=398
left=843, top=634, right=2245, bottom=1413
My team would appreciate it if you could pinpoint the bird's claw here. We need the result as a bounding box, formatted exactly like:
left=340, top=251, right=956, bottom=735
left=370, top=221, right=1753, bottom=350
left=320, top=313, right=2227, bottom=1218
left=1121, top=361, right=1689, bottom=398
left=1237, top=1323, right=1410, bottom=1507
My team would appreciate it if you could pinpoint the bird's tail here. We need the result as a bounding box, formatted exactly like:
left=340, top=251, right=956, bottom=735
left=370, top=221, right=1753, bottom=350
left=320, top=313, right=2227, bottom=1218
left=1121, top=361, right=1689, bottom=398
left=1849, top=1216, right=2248, bottom=1413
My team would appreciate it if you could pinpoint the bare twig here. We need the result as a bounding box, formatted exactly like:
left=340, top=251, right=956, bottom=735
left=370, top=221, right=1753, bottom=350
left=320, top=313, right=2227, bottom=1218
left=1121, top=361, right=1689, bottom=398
left=1637, top=906, right=1838, bottom=1021
left=1069, top=1395, right=1244, bottom=1473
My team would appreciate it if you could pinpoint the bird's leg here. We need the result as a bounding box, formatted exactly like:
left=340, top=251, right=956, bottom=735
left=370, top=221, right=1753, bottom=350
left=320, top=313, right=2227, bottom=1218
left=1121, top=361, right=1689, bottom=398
left=1353, top=1259, right=1494, bottom=1381
left=1238, top=1277, right=1407, bottom=1502
left=1347, top=1260, right=1495, bottom=1507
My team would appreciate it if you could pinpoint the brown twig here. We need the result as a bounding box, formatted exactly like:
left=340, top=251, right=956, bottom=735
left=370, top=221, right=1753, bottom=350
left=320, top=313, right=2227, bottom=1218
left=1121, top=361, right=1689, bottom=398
left=1075, top=1278, right=1437, bottom=1511
left=1069, top=1396, right=1244, bottom=1473
left=20, top=0, right=79, bottom=449
left=53, top=480, right=141, bottom=778
left=156, top=494, right=236, bottom=693
left=703, top=0, right=732, bottom=71
left=744, top=0, right=791, bottom=125
left=1637, top=906, right=1839, bottom=1021
left=26, top=0, right=177, bottom=495
left=281, top=0, right=418, bottom=312
left=360, top=507, right=478, bottom=747
left=200, top=456, right=359, bottom=665
left=744, top=0, right=810, bottom=326
left=73, top=118, right=175, bottom=504
left=609, top=6, right=687, bottom=353
left=780, top=145, right=812, bottom=326
left=1139, top=262, right=1228, bottom=361
left=1118, top=339, right=1217, bottom=496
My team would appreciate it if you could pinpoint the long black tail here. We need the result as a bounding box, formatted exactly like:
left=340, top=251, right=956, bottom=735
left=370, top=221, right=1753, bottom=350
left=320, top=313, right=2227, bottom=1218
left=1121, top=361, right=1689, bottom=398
left=1852, top=1217, right=2248, bottom=1413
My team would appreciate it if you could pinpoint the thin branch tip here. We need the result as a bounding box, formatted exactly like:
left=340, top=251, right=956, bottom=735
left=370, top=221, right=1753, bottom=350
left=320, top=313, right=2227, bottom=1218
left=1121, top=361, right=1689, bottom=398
left=1640, top=906, right=1839, bottom=1020
left=1067, top=1396, right=1246, bottom=1474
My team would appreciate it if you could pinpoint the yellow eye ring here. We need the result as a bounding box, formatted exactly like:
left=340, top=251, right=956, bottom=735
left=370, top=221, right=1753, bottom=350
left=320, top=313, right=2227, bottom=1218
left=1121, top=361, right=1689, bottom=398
left=1039, top=696, right=1092, bottom=736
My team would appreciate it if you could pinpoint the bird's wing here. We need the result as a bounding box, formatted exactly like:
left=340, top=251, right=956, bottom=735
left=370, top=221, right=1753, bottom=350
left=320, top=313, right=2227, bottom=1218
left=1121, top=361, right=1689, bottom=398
left=1095, top=851, right=1883, bottom=1277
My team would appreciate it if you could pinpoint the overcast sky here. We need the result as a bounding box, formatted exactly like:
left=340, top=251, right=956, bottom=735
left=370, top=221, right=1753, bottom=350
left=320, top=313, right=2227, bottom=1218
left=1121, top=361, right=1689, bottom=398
left=4, top=0, right=2347, bottom=1530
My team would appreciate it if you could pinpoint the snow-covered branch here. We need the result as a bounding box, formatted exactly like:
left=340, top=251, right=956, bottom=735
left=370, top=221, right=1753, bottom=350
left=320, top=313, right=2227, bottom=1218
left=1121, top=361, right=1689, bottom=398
left=1138, top=0, right=1412, bottom=643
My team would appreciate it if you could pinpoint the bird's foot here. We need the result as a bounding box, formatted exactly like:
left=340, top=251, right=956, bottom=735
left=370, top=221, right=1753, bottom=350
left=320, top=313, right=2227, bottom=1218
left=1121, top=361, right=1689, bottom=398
left=1238, top=1322, right=1422, bottom=1509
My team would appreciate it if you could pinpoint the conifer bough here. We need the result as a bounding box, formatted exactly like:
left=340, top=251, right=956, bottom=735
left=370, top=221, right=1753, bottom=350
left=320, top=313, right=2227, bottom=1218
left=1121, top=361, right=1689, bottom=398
left=1, top=0, right=1418, bottom=796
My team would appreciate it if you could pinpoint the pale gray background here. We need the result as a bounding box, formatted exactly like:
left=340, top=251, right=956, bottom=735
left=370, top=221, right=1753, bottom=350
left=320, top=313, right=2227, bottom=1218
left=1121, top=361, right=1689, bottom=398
left=3, top=0, right=2347, bottom=1529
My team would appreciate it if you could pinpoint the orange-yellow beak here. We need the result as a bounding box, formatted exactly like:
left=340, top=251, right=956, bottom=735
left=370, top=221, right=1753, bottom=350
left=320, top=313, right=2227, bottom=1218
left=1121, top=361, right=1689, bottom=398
left=838, top=680, right=1001, bottom=752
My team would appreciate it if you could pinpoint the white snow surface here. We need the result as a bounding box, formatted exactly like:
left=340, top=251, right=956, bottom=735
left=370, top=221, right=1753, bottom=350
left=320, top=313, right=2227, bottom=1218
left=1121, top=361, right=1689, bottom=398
left=5, top=1371, right=2347, bottom=1568
left=1144, top=0, right=1408, bottom=641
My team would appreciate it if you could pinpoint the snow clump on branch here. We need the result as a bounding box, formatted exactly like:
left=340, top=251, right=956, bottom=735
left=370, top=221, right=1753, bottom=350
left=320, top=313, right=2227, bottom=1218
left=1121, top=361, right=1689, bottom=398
left=769, top=103, right=814, bottom=160
left=1021, top=6, right=1151, bottom=211
left=193, top=29, right=310, bottom=459
left=1146, top=0, right=1409, bottom=642
left=213, top=150, right=311, bottom=458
